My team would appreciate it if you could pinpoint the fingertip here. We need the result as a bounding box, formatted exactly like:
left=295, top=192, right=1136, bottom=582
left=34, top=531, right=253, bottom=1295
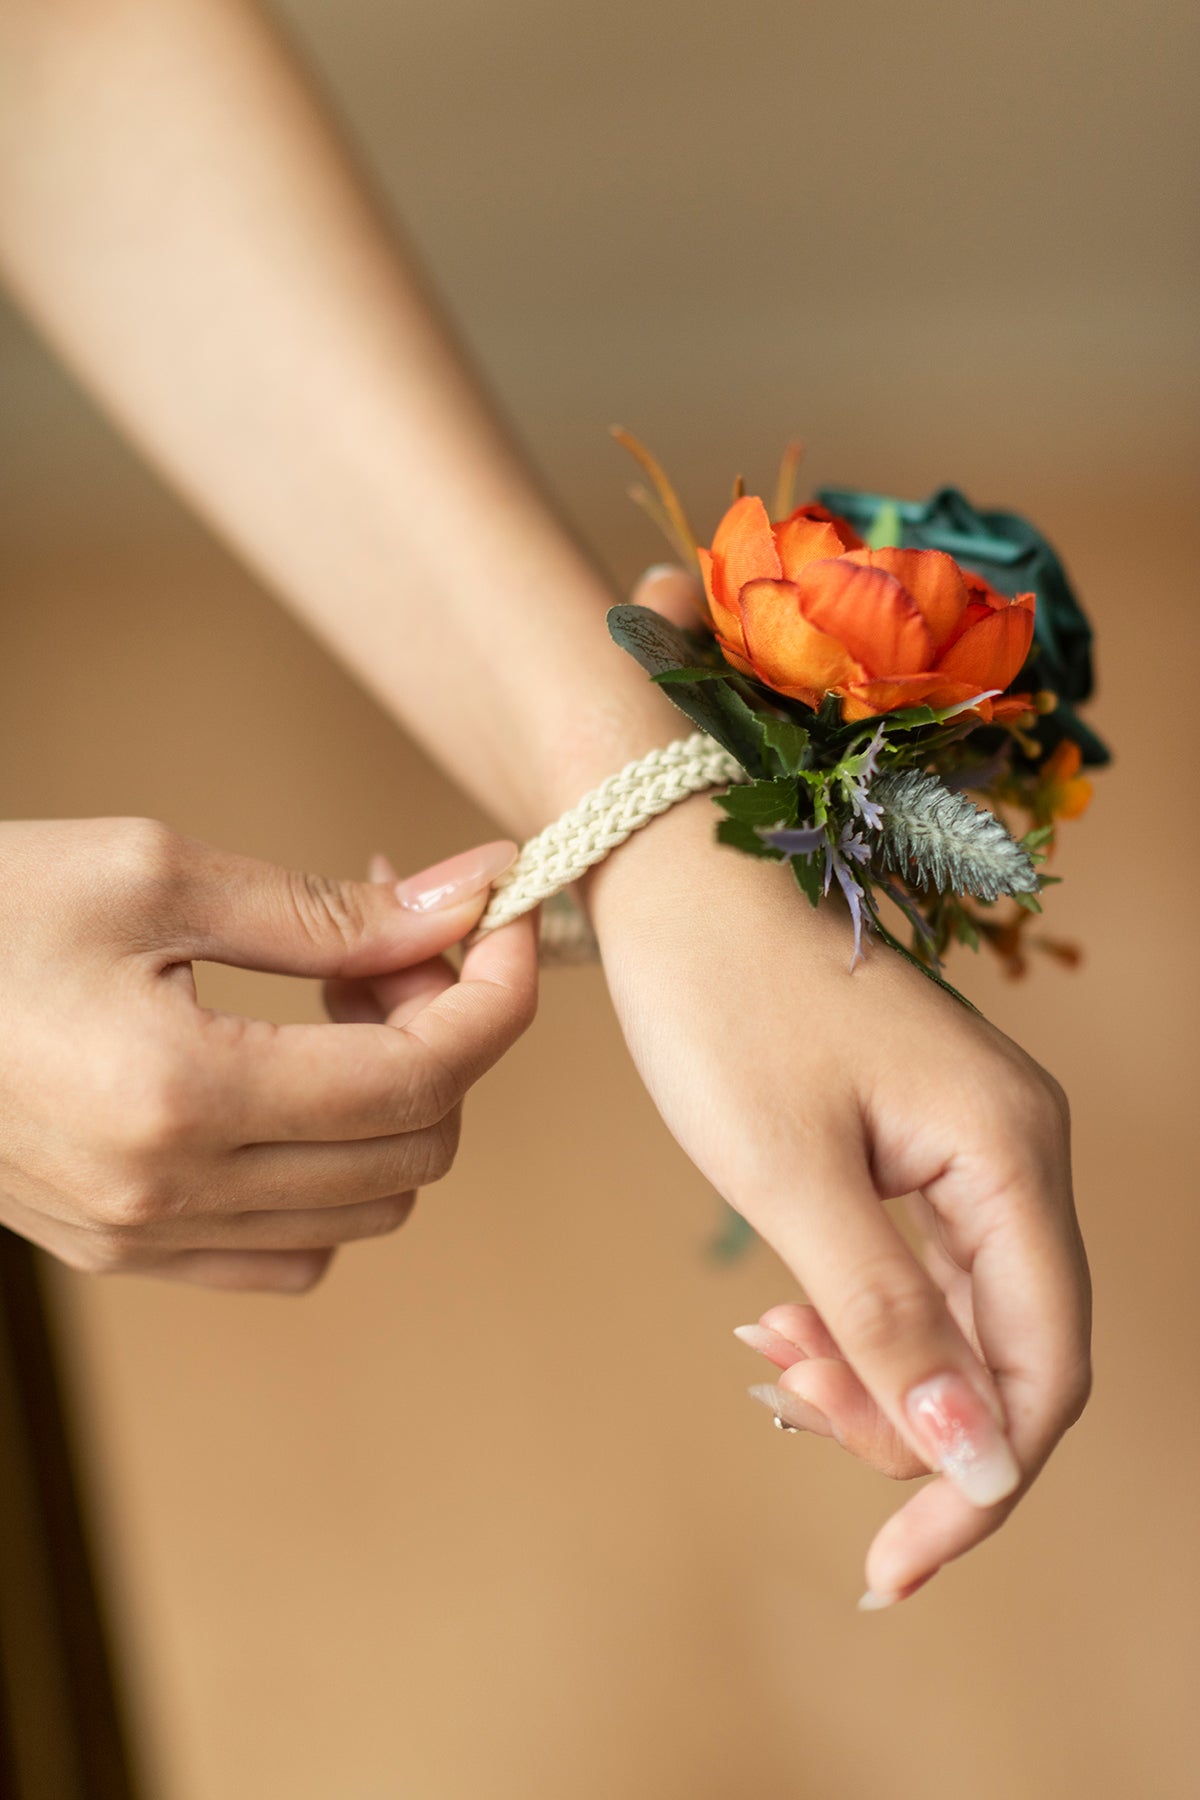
left=631, top=565, right=706, bottom=628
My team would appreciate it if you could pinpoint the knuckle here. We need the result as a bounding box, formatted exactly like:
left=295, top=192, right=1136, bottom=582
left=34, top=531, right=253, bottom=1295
left=427, top=1110, right=461, bottom=1181
left=118, top=1059, right=203, bottom=1160
left=67, top=1228, right=141, bottom=1275
left=404, top=1039, right=461, bottom=1130
left=402, top=1112, right=461, bottom=1187
left=1060, top=1357, right=1094, bottom=1427
left=286, top=870, right=368, bottom=955
left=837, top=1273, right=946, bottom=1360
left=106, top=816, right=184, bottom=897
left=100, top=1172, right=177, bottom=1228
left=999, top=1058, right=1070, bottom=1142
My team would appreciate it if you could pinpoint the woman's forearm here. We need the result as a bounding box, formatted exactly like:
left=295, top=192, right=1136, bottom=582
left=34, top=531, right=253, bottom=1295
left=0, top=0, right=677, bottom=834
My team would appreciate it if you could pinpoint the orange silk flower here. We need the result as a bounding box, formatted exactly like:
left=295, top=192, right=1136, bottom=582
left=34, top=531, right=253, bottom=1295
left=1039, top=739, right=1093, bottom=821
left=697, top=496, right=1036, bottom=723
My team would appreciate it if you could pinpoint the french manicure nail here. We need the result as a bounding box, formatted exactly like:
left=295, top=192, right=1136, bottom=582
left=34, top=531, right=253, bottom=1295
left=859, top=1569, right=938, bottom=1612
left=747, top=1383, right=833, bottom=1437
left=395, top=841, right=518, bottom=913
left=857, top=1588, right=899, bottom=1612
left=903, top=1373, right=1021, bottom=1508
left=733, top=1323, right=802, bottom=1363
left=369, top=852, right=398, bottom=884
left=640, top=562, right=686, bottom=583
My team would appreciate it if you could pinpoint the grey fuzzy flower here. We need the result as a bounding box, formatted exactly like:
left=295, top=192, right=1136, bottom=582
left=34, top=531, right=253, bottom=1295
left=872, top=769, right=1038, bottom=901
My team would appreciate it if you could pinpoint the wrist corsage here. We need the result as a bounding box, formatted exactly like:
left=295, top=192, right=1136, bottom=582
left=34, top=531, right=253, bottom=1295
left=607, top=432, right=1109, bottom=1001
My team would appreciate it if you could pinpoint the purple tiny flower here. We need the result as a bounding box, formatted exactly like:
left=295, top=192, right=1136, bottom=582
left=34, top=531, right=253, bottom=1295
left=760, top=819, right=874, bottom=972
left=760, top=823, right=826, bottom=856
left=824, top=823, right=872, bottom=969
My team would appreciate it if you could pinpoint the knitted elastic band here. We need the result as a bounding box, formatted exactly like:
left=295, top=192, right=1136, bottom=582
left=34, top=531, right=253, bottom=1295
left=474, top=731, right=745, bottom=940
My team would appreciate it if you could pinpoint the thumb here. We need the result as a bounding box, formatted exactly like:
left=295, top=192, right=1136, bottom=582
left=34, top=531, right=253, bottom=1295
left=172, top=836, right=518, bottom=978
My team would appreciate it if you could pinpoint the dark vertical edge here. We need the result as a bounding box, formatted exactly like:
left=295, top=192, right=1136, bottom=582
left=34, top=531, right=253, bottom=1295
left=0, top=1230, right=143, bottom=1800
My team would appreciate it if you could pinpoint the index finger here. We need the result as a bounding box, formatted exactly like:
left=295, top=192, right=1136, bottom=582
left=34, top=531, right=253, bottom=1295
left=218, top=912, right=539, bottom=1144
left=861, top=1161, right=1092, bottom=1603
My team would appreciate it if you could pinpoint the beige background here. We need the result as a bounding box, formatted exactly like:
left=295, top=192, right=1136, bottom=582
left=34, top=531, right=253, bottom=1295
left=2, top=0, right=1198, bottom=1794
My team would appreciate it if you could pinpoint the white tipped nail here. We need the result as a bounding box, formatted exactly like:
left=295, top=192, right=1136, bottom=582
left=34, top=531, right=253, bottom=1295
left=640, top=562, right=686, bottom=583
left=857, top=1588, right=899, bottom=1612
left=747, top=1383, right=832, bottom=1437
left=733, top=1323, right=799, bottom=1361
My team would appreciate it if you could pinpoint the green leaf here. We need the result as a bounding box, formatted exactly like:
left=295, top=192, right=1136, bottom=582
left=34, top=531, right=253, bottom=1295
left=883, top=704, right=944, bottom=730
left=607, top=604, right=767, bottom=775
left=716, top=817, right=784, bottom=860
left=1022, top=825, right=1055, bottom=851
left=1013, top=890, right=1044, bottom=913
left=707, top=1201, right=759, bottom=1262
left=762, top=717, right=811, bottom=776
left=652, top=665, right=735, bottom=684
left=866, top=499, right=904, bottom=550
left=955, top=910, right=981, bottom=952
left=714, top=776, right=799, bottom=827
left=790, top=851, right=825, bottom=907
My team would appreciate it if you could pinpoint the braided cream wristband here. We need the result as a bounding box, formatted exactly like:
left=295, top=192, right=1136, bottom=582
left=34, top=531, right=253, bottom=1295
left=474, top=731, right=746, bottom=952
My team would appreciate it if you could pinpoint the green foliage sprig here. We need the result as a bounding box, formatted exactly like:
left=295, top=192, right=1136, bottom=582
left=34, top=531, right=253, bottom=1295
left=607, top=600, right=1053, bottom=1004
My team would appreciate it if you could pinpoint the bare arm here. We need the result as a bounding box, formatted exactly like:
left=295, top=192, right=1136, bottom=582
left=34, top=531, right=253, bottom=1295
left=0, top=0, right=675, bottom=833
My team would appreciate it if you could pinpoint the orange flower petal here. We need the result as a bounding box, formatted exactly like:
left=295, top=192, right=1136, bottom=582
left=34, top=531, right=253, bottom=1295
left=1042, top=739, right=1083, bottom=782
left=773, top=509, right=857, bottom=584
left=838, top=674, right=993, bottom=721
left=714, top=635, right=757, bottom=679
left=962, top=569, right=1010, bottom=608
left=794, top=558, right=934, bottom=678
left=842, top=547, right=970, bottom=655
left=935, top=593, right=1034, bottom=692
left=738, top=577, right=864, bottom=704
left=709, top=494, right=781, bottom=605
left=1057, top=778, right=1093, bottom=821
left=990, top=692, right=1036, bottom=723
left=697, top=546, right=745, bottom=653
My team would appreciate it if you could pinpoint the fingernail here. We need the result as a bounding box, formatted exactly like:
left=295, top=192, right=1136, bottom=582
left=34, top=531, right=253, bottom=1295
left=903, top=1373, right=1020, bottom=1507
left=640, top=562, right=687, bottom=584
left=369, top=852, right=398, bottom=884
left=395, top=841, right=518, bottom=913
left=747, top=1383, right=833, bottom=1438
left=858, top=1570, right=938, bottom=1612
left=733, top=1323, right=803, bottom=1366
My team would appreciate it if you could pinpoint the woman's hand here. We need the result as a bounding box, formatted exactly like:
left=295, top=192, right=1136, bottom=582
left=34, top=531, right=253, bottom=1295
left=587, top=580, right=1091, bottom=1602
left=0, top=818, right=536, bottom=1292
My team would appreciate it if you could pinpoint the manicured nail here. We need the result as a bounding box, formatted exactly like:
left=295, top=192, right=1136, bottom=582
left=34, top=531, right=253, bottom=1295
left=395, top=841, right=518, bottom=913
left=369, top=852, right=398, bottom=884
left=733, top=1323, right=803, bottom=1367
left=903, top=1373, right=1020, bottom=1507
left=858, top=1570, right=938, bottom=1612
left=640, top=562, right=687, bottom=584
left=747, top=1383, right=833, bottom=1437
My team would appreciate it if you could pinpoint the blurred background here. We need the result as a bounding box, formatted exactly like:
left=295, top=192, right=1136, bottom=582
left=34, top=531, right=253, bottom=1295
left=1, top=1, right=1197, bottom=1795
